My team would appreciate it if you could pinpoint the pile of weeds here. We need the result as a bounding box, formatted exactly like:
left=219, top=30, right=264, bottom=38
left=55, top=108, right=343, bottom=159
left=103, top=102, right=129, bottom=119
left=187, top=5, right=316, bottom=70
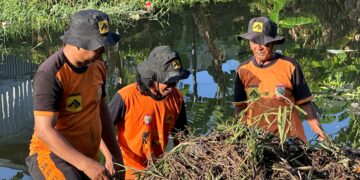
left=137, top=123, right=360, bottom=179
left=133, top=96, right=360, bottom=179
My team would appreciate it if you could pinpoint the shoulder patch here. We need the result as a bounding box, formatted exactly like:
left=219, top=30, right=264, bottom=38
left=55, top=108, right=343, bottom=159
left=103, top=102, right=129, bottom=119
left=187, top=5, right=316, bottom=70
left=245, top=86, right=260, bottom=99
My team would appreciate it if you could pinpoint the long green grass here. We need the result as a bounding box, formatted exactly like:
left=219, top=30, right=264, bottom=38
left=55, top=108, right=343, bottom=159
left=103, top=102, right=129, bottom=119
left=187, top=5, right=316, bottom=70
left=0, top=0, right=232, bottom=39
left=0, top=0, right=139, bottom=38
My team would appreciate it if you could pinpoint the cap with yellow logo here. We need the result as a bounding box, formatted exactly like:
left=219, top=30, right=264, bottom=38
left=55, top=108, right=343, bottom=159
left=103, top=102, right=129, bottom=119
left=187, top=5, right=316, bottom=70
left=137, top=46, right=190, bottom=84
left=237, top=17, right=284, bottom=45
left=60, top=9, right=120, bottom=50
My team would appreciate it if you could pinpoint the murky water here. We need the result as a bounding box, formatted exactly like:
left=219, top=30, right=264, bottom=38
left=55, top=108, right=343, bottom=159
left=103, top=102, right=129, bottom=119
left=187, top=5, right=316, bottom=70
left=0, top=0, right=359, bottom=178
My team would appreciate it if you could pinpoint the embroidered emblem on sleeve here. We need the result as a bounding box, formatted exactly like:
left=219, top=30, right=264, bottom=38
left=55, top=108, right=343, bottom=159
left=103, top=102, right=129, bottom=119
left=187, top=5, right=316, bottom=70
left=245, top=87, right=260, bottom=99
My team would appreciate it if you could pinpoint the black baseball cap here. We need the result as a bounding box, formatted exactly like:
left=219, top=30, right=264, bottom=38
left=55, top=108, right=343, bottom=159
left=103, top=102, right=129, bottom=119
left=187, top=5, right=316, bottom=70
left=60, top=9, right=120, bottom=50
left=137, top=46, right=190, bottom=84
left=237, top=17, right=285, bottom=45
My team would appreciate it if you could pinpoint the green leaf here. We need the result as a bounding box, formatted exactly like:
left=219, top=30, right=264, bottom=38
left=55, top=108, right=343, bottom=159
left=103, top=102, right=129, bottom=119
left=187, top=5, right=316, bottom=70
left=270, top=12, right=279, bottom=23
left=294, top=105, right=307, bottom=116
left=310, top=61, right=321, bottom=68
left=277, top=106, right=284, bottom=142
left=264, top=113, right=271, bottom=124
left=179, top=85, right=189, bottom=96
left=281, top=106, right=288, bottom=143
left=278, top=16, right=318, bottom=28
left=347, top=64, right=359, bottom=71
left=273, top=0, right=287, bottom=12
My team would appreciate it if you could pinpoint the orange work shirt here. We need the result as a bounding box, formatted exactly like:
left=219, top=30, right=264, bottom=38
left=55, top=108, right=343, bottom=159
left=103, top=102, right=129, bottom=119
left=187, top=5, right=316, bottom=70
left=29, top=48, right=106, bottom=160
left=234, top=54, right=313, bottom=142
left=109, top=83, right=187, bottom=179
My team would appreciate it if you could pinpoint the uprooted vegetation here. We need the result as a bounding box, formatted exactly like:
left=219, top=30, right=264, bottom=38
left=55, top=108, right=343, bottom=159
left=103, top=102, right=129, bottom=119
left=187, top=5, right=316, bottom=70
left=131, top=96, right=360, bottom=179
left=137, top=122, right=360, bottom=179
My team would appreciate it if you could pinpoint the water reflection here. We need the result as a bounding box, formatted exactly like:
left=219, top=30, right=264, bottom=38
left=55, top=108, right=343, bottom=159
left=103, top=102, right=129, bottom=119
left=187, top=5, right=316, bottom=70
left=0, top=79, right=33, bottom=137
left=0, top=54, right=34, bottom=179
left=0, top=54, right=34, bottom=137
left=0, top=137, right=31, bottom=179
left=304, top=110, right=350, bottom=140
left=0, top=167, right=31, bottom=180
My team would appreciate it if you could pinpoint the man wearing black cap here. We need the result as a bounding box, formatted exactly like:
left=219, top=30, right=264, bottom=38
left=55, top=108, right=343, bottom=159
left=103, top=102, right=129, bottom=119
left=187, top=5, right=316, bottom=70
left=234, top=17, right=326, bottom=142
left=104, top=45, right=190, bottom=179
left=26, top=9, right=123, bottom=179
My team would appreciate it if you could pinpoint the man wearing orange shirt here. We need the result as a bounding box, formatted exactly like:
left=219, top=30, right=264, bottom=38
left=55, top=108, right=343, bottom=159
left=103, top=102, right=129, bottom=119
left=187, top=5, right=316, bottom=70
left=106, top=45, right=190, bottom=179
left=26, top=9, right=123, bottom=179
left=233, top=17, right=326, bottom=142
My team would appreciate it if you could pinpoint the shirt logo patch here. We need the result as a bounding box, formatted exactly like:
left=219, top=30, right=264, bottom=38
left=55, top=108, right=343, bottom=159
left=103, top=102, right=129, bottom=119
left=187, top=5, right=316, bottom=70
left=98, top=19, right=109, bottom=34
left=165, top=114, right=174, bottom=124
left=144, top=114, right=152, bottom=125
left=246, top=87, right=260, bottom=99
left=275, top=86, right=285, bottom=96
left=252, top=22, right=263, bottom=33
left=66, top=95, right=83, bottom=112
left=171, top=59, right=181, bottom=70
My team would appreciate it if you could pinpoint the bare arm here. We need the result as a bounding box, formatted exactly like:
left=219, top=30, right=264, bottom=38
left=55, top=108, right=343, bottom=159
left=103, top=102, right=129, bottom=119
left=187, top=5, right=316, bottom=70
left=299, top=102, right=326, bottom=140
left=99, top=139, right=115, bottom=176
left=99, top=98, right=124, bottom=178
left=34, top=115, right=108, bottom=179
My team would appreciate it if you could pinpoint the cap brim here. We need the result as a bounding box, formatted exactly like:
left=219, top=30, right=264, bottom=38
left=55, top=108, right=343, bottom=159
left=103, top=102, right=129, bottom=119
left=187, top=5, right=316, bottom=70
left=60, top=31, right=120, bottom=50
left=137, top=62, right=190, bottom=84
left=236, top=33, right=285, bottom=45
left=164, top=69, right=190, bottom=84
left=237, top=34, right=245, bottom=41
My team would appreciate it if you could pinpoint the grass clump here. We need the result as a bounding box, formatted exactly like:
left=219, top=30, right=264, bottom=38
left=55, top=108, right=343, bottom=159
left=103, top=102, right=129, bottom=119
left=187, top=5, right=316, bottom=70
left=138, top=122, right=360, bottom=179
left=0, top=0, right=144, bottom=39
left=135, top=96, right=360, bottom=179
left=0, top=0, right=234, bottom=39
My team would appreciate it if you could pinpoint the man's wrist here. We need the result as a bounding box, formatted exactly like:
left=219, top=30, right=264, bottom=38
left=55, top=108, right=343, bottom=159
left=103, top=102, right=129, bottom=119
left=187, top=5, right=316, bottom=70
left=77, top=156, right=94, bottom=171
left=105, top=154, right=113, bottom=161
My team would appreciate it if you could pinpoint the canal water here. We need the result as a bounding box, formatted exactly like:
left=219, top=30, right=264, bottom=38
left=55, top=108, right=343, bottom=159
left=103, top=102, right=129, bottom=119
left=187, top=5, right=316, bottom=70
left=0, top=0, right=359, bottom=178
